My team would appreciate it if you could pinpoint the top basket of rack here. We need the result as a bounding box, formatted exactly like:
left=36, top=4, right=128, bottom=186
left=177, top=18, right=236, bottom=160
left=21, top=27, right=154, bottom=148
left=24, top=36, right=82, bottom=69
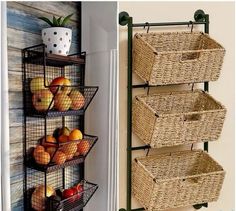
left=133, top=31, right=225, bottom=85
left=23, top=44, right=85, bottom=67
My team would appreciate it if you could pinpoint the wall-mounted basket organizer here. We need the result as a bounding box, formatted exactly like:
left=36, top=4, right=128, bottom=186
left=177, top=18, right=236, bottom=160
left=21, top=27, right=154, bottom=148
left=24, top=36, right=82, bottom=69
left=22, top=44, right=98, bottom=211
left=119, top=9, right=226, bottom=211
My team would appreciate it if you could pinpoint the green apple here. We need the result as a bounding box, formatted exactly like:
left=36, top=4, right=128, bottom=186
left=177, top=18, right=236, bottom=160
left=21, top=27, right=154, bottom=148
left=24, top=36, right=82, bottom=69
left=32, top=90, right=54, bottom=112
left=30, top=77, right=49, bottom=94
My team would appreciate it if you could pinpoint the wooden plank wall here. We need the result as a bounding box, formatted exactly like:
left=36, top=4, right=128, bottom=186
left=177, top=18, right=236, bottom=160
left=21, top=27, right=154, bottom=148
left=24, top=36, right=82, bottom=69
left=7, top=2, right=80, bottom=210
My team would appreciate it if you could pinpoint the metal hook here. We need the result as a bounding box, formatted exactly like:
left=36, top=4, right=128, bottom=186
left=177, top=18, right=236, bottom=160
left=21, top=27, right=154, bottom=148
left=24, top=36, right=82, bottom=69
left=188, top=21, right=194, bottom=33
left=191, top=144, right=194, bottom=151
left=191, top=83, right=195, bottom=91
left=144, top=22, right=150, bottom=33
left=146, top=148, right=150, bottom=156
left=147, top=86, right=150, bottom=95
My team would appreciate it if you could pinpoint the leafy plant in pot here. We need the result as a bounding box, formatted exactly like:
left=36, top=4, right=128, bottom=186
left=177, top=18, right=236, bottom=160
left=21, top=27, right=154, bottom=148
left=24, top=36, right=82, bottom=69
left=39, top=14, right=73, bottom=56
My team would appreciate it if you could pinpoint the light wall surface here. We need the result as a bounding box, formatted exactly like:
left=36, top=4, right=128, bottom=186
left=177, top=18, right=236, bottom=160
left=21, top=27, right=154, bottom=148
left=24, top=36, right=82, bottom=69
left=119, top=2, right=235, bottom=211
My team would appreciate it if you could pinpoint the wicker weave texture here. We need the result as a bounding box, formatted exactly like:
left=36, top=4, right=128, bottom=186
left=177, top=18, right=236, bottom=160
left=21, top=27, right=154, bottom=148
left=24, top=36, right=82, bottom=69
left=132, top=89, right=226, bottom=148
left=132, top=150, right=225, bottom=211
left=133, top=31, right=225, bottom=85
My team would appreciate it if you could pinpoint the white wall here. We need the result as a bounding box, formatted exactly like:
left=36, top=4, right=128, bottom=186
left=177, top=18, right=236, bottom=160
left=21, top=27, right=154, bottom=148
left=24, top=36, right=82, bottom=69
left=119, top=2, right=235, bottom=211
left=82, top=2, right=117, bottom=211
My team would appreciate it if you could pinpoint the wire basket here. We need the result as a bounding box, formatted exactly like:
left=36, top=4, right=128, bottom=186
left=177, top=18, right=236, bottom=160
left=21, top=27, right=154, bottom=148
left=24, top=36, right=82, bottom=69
left=132, top=89, right=226, bottom=148
left=25, top=166, right=98, bottom=211
left=23, top=44, right=98, bottom=117
left=47, top=180, right=98, bottom=211
left=25, top=116, right=98, bottom=172
left=133, top=31, right=225, bottom=85
left=132, top=150, right=225, bottom=211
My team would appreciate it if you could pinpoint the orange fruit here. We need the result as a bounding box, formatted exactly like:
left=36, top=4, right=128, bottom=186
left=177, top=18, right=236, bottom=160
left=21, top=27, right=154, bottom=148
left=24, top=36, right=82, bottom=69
left=69, top=129, right=83, bottom=141
left=58, top=135, right=69, bottom=143
left=65, top=153, right=74, bottom=160
left=33, top=145, right=45, bottom=158
left=77, top=140, right=90, bottom=156
left=34, top=151, right=50, bottom=165
left=42, top=135, right=57, bottom=147
left=61, top=142, right=77, bottom=155
left=52, top=151, right=66, bottom=165
left=46, top=147, right=56, bottom=157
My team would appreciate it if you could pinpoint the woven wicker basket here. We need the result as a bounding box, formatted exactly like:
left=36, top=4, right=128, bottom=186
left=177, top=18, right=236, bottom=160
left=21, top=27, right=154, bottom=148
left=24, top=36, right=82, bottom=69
left=132, top=150, right=225, bottom=211
left=132, top=89, right=226, bottom=148
left=133, top=31, right=225, bottom=85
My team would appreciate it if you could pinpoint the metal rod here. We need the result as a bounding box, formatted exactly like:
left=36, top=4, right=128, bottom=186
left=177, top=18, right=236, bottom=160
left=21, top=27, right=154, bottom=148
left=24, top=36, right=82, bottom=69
left=132, top=21, right=207, bottom=28
left=127, top=17, right=133, bottom=211
left=204, top=14, right=209, bottom=153
left=131, top=145, right=151, bottom=151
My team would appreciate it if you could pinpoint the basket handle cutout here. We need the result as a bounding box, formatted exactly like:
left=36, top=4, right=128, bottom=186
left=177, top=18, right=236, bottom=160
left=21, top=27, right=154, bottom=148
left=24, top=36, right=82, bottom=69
left=183, top=176, right=201, bottom=184
left=180, top=52, right=201, bottom=63
left=184, top=114, right=201, bottom=122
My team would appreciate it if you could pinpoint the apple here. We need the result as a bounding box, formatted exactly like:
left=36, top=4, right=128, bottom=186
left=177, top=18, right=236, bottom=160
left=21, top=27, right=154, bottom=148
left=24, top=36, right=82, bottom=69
left=49, top=77, right=71, bottom=94
left=62, top=188, right=75, bottom=202
left=32, top=89, right=54, bottom=112
left=69, top=90, right=85, bottom=110
left=30, top=77, right=49, bottom=94
left=75, top=184, right=84, bottom=200
left=54, top=93, right=72, bottom=112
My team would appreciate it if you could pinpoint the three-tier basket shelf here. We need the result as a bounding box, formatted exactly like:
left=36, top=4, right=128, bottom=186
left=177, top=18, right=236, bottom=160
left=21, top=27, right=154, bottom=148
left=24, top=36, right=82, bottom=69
left=119, top=9, right=227, bottom=211
left=22, top=44, right=98, bottom=211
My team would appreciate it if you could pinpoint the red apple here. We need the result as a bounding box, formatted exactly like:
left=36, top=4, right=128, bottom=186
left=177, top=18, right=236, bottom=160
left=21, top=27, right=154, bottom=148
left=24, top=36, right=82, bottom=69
left=49, top=77, right=71, bottom=94
left=30, top=77, right=49, bottom=94
left=75, top=184, right=84, bottom=200
left=54, top=93, right=72, bottom=112
left=32, top=89, right=54, bottom=112
left=62, top=188, right=75, bottom=202
left=69, top=90, right=85, bottom=110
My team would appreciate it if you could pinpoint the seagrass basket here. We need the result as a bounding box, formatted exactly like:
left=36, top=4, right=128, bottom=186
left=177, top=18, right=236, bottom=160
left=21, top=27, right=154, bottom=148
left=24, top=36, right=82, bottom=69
left=132, top=150, right=225, bottom=211
left=132, top=89, right=226, bottom=148
left=133, top=31, right=225, bottom=85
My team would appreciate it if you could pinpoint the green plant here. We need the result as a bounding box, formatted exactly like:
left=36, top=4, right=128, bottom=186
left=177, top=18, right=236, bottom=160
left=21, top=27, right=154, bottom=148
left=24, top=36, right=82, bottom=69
left=39, top=14, right=73, bottom=27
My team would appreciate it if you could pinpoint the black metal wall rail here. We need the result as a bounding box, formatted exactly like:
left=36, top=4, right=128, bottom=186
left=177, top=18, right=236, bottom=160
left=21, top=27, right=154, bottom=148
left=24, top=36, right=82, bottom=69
left=119, top=9, right=210, bottom=211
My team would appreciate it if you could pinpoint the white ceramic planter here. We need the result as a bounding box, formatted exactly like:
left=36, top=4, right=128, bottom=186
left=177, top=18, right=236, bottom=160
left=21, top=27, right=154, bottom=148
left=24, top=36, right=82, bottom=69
left=42, top=27, right=72, bottom=56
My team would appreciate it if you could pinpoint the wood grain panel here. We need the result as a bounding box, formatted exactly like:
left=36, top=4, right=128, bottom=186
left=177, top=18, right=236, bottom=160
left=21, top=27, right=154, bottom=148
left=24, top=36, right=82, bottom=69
left=13, top=2, right=79, bottom=22
left=7, top=4, right=79, bottom=43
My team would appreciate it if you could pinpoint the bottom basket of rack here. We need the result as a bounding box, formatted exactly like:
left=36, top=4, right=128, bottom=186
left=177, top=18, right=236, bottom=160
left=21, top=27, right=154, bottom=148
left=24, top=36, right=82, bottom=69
left=132, top=150, right=225, bottom=211
left=29, top=180, right=98, bottom=211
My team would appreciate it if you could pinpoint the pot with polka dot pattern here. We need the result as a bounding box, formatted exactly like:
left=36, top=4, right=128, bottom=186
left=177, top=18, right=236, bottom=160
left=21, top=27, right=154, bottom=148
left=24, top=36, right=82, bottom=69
left=42, top=27, right=72, bottom=56
left=39, top=14, right=73, bottom=56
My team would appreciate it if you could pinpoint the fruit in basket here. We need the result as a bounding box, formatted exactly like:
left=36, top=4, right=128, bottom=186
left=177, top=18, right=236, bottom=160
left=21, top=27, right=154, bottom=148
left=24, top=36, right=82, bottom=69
left=31, top=185, right=55, bottom=210
left=33, top=145, right=45, bottom=158
left=34, top=150, right=50, bottom=165
left=77, top=140, right=90, bottom=156
left=65, top=153, right=74, bottom=160
left=60, top=126, right=70, bottom=136
left=53, top=126, right=70, bottom=139
left=41, top=135, right=57, bottom=147
left=58, top=134, right=69, bottom=143
left=69, top=129, right=83, bottom=141
left=49, top=76, right=71, bottom=94
left=30, top=77, right=49, bottom=94
left=32, top=89, right=54, bottom=112
left=62, top=188, right=75, bottom=202
left=69, top=90, right=85, bottom=110
left=61, top=142, right=77, bottom=155
left=54, top=93, right=72, bottom=111
left=52, top=151, right=66, bottom=165
left=46, top=147, right=57, bottom=157
left=75, top=183, right=84, bottom=200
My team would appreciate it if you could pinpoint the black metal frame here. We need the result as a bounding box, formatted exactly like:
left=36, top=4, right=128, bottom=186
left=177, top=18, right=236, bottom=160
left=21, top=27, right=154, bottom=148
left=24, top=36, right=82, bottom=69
left=119, top=9, right=210, bottom=211
left=22, top=43, right=98, bottom=210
